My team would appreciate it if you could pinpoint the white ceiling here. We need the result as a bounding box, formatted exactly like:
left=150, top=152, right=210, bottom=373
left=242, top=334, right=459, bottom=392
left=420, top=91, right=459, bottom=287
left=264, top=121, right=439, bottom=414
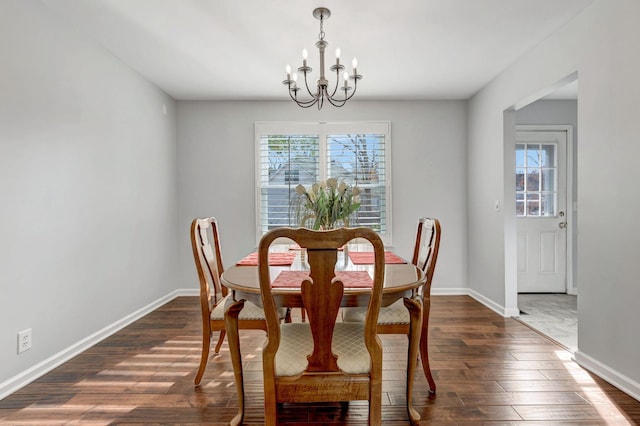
left=41, top=0, right=591, bottom=101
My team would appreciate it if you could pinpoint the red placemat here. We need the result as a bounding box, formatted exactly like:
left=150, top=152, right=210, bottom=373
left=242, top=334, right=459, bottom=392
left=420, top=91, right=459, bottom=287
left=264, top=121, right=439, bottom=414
left=348, top=251, right=407, bottom=265
left=236, top=252, right=297, bottom=266
left=271, top=271, right=373, bottom=288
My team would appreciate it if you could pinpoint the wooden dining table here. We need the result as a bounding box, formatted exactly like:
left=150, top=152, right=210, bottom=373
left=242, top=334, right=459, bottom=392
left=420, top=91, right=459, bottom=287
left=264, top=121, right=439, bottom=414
left=221, top=244, right=428, bottom=425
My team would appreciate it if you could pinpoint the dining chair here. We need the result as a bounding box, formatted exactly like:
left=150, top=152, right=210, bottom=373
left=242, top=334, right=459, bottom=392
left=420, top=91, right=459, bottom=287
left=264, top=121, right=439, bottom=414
left=258, top=227, right=387, bottom=425
left=342, top=217, right=441, bottom=394
left=190, top=217, right=289, bottom=386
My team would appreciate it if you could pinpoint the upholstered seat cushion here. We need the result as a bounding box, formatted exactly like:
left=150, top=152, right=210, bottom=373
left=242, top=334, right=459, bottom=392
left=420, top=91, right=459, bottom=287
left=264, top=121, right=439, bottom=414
left=211, top=295, right=285, bottom=321
left=272, top=322, right=372, bottom=377
left=342, top=298, right=409, bottom=325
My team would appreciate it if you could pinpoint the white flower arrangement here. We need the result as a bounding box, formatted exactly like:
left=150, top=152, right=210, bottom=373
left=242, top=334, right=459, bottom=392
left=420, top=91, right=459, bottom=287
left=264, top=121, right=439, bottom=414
left=294, top=178, right=361, bottom=230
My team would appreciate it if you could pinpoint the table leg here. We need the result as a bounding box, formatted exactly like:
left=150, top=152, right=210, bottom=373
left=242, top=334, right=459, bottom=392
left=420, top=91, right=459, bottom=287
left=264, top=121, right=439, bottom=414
left=420, top=295, right=436, bottom=395
left=225, top=298, right=246, bottom=426
left=403, top=296, right=423, bottom=425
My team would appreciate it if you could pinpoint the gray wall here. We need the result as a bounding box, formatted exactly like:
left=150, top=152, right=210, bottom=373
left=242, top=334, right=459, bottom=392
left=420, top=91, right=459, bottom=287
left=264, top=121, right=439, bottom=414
left=0, top=0, right=178, bottom=384
left=468, top=0, right=640, bottom=394
left=516, top=100, right=577, bottom=130
left=176, top=100, right=468, bottom=295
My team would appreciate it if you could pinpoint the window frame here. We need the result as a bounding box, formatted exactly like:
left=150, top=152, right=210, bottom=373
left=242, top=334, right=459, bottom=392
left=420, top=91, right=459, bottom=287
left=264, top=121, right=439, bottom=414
left=515, top=142, right=558, bottom=217
left=254, top=121, right=392, bottom=245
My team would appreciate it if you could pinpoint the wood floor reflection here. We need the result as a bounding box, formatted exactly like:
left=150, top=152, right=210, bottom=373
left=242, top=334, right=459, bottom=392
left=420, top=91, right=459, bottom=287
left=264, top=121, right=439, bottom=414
left=1, top=295, right=639, bottom=424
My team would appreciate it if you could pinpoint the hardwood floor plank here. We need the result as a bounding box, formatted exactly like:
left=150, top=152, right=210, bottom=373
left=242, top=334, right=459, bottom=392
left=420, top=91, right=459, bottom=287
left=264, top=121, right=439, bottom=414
left=1, top=295, right=638, bottom=424
left=459, top=391, right=589, bottom=406
left=435, top=368, right=550, bottom=381
left=416, top=405, right=523, bottom=422
left=577, top=388, right=640, bottom=406
left=464, top=359, right=585, bottom=370
left=498, top=380, right=616, bottom=393
left=514, top=404, right=639, bottom=422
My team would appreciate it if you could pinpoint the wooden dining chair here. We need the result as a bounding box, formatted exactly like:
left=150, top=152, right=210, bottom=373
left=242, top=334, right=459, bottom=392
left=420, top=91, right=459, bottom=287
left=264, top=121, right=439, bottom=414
left=343, top=217, right=441, bottom=394
left=258, top=227, right=387, bottom=425
left=190, top=217, right=289, bottom=386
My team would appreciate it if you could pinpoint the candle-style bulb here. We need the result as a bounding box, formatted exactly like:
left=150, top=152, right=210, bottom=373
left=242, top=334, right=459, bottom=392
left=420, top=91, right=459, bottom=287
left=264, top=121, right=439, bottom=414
left=335, top=48, right=341, bottom=59
left=286, top=64, right=291, bottom=75
left=343, top=71, right=349, bottom=81
left=352, top=58, right=358, bottom=69
left=302, top=48, right=308, bottom=60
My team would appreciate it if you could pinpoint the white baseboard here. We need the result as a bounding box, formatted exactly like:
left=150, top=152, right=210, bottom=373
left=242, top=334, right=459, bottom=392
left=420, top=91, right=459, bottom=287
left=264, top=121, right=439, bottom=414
left=0, top=288, right=197, bottom=400
left=430, top=287, right=469, bottom=296
left=467, top=288, right=520, bottom=317
left=574, top=350, right=640, bottom=402
left=431, top=287, right=520, bottom=317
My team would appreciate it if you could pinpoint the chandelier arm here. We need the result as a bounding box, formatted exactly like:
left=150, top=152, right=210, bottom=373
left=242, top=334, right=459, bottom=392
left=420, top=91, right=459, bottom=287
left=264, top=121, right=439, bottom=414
left=301, top=73, right=318, bottom=99
left=319, top=90, right=328, bottom=110
left=287, top=84, right=319, bottom=107
left=293, top=95, right=319, bottom=106
left=298, top=99, right=321, bottom=108
left=289, top=91, right=320, bottom=108
left=288, top=81, right=322, bottom=107
left=290, top=91, right=320, bottom=108
left=328, top=70, right=342, bottom=99
left=324, top=85, right=348, bottom=107
left=326, top=77, right=353, bottom=105
left=343, top=78, right=359, bottom=101
left=325, top=95, right=348, bottom=108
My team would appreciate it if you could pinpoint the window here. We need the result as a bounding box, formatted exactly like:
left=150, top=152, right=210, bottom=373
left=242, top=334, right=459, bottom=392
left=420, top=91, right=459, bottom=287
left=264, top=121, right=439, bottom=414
left=255, top=121, right=391, bottom=244
left=284, top=169, right=300, bottom=184
left=516, top=143, right=557, bottom=216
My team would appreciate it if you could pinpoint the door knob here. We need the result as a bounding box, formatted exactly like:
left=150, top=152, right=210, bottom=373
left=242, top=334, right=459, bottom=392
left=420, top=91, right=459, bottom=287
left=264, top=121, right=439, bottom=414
left=558, top=221, right=567, bottom=229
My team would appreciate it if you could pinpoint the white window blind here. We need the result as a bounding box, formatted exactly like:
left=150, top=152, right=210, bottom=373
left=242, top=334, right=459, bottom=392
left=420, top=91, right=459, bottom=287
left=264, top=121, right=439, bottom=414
left=327, top=133, right=387, bottom=232
left=257, top=134, right=320, bottom=230
left=255, top=122, right=391, bottom=244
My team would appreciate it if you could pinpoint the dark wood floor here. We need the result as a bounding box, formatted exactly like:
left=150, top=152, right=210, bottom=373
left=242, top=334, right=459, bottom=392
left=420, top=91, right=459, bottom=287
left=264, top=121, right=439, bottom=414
left=1, top=295, right=639, bottom=425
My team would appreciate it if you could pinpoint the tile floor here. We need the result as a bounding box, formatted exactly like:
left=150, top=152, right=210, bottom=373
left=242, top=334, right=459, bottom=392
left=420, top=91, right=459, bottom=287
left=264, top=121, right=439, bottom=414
left=516, top=293, right=577, bottom=352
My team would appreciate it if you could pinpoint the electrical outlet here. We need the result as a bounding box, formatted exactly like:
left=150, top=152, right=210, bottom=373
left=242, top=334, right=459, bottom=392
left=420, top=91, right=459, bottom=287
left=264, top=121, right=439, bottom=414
left=17, top=329, right=32, bottom=354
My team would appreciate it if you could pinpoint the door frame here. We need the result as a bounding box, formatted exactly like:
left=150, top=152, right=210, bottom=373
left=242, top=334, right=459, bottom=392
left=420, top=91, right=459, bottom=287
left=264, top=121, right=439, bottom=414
left=516, top=124, right=575, bottom=295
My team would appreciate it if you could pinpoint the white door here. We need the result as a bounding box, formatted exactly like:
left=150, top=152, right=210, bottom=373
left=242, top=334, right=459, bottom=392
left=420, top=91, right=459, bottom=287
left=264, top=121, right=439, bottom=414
left=516, top=130, right=567, bottom=293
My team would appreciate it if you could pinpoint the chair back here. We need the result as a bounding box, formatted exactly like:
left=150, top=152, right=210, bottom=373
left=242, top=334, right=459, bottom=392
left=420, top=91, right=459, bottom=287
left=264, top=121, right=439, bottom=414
left=411, top=217, right=441, bottom=288
left=190, top=217, right=226, bottom=323
left=258, top=227, right=385, bottom=373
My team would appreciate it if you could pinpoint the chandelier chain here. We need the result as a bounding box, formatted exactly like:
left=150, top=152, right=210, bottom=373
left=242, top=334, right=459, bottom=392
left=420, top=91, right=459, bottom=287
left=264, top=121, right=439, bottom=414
left=319, top=12, right=325, bottom=40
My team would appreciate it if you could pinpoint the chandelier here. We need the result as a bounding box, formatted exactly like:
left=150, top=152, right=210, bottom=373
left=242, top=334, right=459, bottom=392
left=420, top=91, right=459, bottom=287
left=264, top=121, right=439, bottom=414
left=282, top=7, right=362, bottom=110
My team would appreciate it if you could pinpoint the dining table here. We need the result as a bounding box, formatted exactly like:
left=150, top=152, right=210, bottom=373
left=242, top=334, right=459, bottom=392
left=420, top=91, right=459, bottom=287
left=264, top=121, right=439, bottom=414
left=221, top=243, right=428, bottom=425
